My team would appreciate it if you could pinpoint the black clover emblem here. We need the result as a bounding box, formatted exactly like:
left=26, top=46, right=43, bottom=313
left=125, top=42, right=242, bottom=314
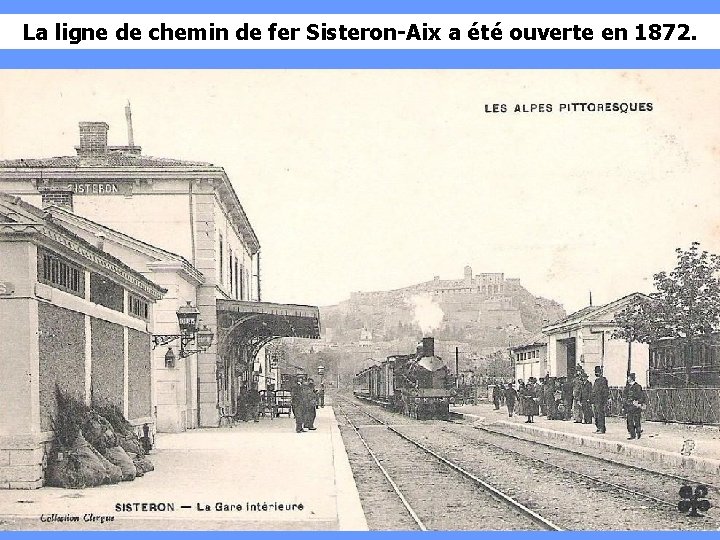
left=678, top=485, right=711, bottom=517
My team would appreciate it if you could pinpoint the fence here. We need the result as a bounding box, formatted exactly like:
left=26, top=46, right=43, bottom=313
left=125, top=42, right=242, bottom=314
left=608, top=387, right=720, bottom=425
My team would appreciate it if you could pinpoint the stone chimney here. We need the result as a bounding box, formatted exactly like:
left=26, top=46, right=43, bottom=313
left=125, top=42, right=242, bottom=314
left=76, top=122, right=109, bottom=156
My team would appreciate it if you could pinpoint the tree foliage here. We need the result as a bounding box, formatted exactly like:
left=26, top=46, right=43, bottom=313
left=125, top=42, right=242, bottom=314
left=613, top=243, right=720, bottom=382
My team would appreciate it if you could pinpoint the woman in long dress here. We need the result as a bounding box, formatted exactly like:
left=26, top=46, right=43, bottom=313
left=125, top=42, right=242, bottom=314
left=516, top=380, right=526, bottom=417
left=524, top=378, right=540, bottom=423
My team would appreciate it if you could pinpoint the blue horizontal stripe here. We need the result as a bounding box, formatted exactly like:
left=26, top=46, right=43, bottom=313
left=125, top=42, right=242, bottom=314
left=0, top=49, right=718, bottom=69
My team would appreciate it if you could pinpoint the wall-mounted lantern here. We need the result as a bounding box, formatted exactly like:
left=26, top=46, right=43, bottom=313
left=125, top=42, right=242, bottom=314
left=152, top=301, right=214, bottom=358
left=165, top=347, right=176, bottom=369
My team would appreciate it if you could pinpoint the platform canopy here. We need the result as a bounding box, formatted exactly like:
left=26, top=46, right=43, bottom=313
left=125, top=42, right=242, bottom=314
left=216, top=300, right=321, bottom=361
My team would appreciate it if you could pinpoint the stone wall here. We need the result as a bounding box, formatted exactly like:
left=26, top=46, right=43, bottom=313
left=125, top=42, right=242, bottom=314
left=91, top=318, right=124, bottom=408
left=38, top=303, right=85, bottom=431
left=128, top=328, right=152, bottom=420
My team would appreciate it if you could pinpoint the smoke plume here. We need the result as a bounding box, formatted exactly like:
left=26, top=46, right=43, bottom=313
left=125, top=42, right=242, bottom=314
left=409, top=294, right=444, bottom=334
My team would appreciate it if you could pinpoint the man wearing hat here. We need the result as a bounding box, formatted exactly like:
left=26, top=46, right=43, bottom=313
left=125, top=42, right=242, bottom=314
left=303, top=379, right=319, bottom=430
left=622, top=373, right=647, bottom=439
left=591, top=366, right=609, bottom=433
left=291, top=377, right=307, bottom=433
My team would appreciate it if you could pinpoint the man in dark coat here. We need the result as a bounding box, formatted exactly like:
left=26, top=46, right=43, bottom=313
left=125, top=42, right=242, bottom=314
left=492, top=384, right=501, bottom=410
left=304, top=379, right=318, bottom=430
left=236, top=387, right=248, bottom=422
left=291, top=379, right=307, bottom=433
left=562, top=376, right=574, bottom=420
left=544, top=377, right=558, bottom=420
left=246, top=387, right=261, bottom=422
left=580, top=374, right=593, bottom=424
left=623, top=373, right=647, bottom=439
left=504, top=383, right=518, bottom=417
left=591, top=366, right=609, bottom=433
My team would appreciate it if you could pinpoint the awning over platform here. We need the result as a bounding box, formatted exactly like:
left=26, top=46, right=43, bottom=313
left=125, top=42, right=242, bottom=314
left=216, top=300, right=321, bottom=360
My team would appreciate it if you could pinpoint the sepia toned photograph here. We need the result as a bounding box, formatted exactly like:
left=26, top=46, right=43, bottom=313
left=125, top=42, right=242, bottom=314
left=0, top=70, right=719, bottom=530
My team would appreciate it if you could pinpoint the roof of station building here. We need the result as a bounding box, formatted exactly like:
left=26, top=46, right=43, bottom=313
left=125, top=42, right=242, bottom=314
left=0, top=193, right=167, bottom=300
left=0, top=153, right=214, bottom=168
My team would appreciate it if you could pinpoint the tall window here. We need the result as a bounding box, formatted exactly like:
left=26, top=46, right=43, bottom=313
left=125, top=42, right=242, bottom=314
left=129, top=294, right=149, bottom=320
left=228, top=248, right=234, bottom=295
left=239, top=263, right=245, bottom=300
left=234, top=259, right=240, bottom=300
left=218, top=232, right=224, bottom=285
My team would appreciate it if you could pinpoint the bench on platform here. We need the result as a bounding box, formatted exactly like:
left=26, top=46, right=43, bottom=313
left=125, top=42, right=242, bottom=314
left=218, top=405, right=236, bottom=427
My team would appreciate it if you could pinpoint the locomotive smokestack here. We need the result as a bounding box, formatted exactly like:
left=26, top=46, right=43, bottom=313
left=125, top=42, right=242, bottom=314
left=422, top=337, right=435, bottom=357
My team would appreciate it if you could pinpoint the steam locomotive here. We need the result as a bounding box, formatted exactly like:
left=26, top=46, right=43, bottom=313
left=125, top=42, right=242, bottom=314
left=353, top=337, right=455, bottom=420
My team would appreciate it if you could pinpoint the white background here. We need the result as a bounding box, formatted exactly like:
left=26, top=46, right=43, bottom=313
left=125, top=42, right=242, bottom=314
left=2, top=14, right=716, bottom=49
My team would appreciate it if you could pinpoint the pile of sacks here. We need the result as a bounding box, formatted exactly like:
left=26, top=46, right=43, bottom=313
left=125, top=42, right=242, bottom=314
left=45, top=389, right=154, bottom=489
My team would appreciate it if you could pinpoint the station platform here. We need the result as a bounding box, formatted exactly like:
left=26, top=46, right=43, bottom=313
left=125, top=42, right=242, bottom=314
left=454, top=401, right=720, bottom=476
left=0, top=403, right=368, bottom=531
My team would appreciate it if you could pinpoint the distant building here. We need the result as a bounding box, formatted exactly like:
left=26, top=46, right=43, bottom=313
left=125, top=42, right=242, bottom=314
left=511, top=332, right=548, bottom=382
left=431, top=266, right=520, bottom=297
left=542, top=293, right=650, bottom=387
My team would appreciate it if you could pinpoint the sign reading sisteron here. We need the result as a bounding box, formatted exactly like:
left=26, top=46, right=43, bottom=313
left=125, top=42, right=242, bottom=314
left=65, top=182, right=132, bottom=195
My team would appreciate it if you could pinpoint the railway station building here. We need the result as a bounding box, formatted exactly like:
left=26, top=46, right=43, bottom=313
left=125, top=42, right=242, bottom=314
left=511, top=332, right=548, bottom=382
left=541, top=293, right=650, bottom=387
left=0, top=194, right=165, bottom=487
left=0, top=118, right=320, bottom=429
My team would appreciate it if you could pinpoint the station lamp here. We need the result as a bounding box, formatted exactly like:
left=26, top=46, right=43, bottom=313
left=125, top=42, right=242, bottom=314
left=152, top=301, right=215, bottom=359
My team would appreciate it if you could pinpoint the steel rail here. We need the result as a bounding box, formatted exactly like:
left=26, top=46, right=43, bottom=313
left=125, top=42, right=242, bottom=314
left=336, top=395, right=564, bottom=531
left=386, top=424, right=564, bottom=531
left=441, top=426, right=675, bottom=509
left=471, top=423, right=720, bottom=492
left=335, top=400, right=427, bottom=530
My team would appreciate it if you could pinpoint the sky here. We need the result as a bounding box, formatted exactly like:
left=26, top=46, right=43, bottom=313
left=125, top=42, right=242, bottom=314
left=1, top=70, right=718, bottom=313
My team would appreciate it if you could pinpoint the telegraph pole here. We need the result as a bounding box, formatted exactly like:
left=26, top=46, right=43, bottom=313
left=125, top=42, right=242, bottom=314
left=455, top=346, right=460, bottom=389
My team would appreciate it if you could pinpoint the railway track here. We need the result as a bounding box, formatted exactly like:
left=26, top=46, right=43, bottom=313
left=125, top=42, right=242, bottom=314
left=469, top=422, right=720, bottom=491
left=336, top=394, right=719, bottom=530
left=334, top=396, right=562, bottom=530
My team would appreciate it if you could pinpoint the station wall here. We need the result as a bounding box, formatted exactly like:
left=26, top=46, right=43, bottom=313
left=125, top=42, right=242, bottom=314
left=37, top=303, right=85, bottom=431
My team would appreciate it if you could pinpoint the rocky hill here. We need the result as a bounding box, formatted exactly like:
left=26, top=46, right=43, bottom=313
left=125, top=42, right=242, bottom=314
left=318, top=268, right=566, bottom=356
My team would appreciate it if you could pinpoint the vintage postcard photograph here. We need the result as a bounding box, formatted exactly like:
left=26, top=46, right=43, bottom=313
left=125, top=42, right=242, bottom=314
left=0, top=70, right=719, bottom=530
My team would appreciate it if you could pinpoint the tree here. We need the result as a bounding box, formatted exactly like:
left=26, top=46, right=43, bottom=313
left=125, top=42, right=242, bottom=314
left=614, top=243, right=720, bottom=385
left=612, top=297, right=656, bottom=378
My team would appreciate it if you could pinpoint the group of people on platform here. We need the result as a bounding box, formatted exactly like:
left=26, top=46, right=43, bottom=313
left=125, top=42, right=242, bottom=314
left=491, top=367, right=647, bottom=439
left=235, top=387, right=262, bottom=423
left=290, top=378, right=325, bottom=433
left=234, top=378, right=326, bottom=432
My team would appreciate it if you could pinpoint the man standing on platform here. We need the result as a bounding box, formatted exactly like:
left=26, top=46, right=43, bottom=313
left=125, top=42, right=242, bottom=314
left=318, top=383, right=326, bottom=407
left=591, top=366, right=609, bottom=434
left=623, top=373, right=647, bottom=440
left=504, top=383, right=518, bottom=417
left=562, top=376, right=574, bottom=420
left=291, top=378, right=307, bottom=433
left=492, top=383, right=501, bottom=410
left=247, top=387, right=261, bottom=422
left=581, top=373, right=593, bottom=424
left=304, top=379, right=319, bottom=430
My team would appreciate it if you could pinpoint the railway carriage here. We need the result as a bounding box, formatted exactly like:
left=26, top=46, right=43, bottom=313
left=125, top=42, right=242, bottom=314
left=353, top=337, right=455, bottom=419
left=353, top=366, right=372, bottom=398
